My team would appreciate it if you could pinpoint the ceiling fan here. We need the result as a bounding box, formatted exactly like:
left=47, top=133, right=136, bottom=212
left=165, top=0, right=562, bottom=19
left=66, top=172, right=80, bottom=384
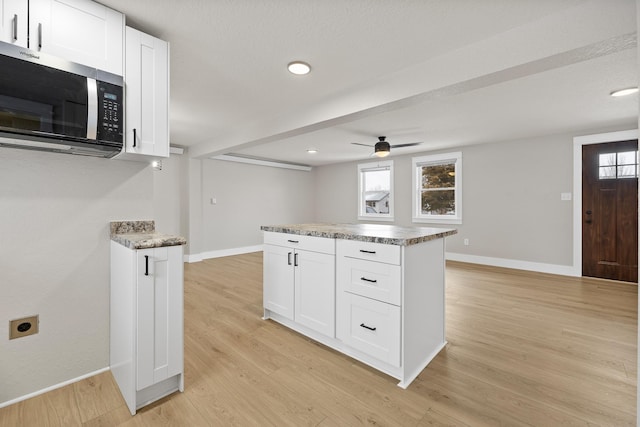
left=351, top=136, right=423, bottom=158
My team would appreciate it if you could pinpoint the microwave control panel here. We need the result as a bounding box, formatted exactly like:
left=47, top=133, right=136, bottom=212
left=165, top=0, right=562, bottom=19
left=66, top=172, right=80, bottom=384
left=97, top=81, right=123, bottom=143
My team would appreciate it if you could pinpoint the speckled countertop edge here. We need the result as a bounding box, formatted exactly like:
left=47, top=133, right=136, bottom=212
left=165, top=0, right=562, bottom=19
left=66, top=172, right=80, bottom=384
left=110, top=220, right=187, bottom=249
left=261, top=223, right=457, bottom=246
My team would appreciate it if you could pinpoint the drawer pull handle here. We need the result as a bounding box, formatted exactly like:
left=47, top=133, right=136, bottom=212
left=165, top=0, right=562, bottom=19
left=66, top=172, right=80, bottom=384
left=359, top=249, right=376, bottom=254
left=360, top=323, right=377, bottom=331
left=287, top=239, right=299, bottom=243
left=360, top=277, right=377, bottom=283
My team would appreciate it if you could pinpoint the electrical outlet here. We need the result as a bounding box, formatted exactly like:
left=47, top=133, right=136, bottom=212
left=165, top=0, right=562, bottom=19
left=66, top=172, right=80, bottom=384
left=9, top=315, right=39, bottom=340
left=463, top=238, right=470, bottom=246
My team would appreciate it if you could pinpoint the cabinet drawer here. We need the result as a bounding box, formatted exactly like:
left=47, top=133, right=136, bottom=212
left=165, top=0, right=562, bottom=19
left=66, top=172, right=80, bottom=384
left=340, top=257, right=401, bottom=305
left=337, top=239, right=400, bottom=265
left=264, top=232, right=335, bottom=254
left=341, top=293, right=401, bottom=367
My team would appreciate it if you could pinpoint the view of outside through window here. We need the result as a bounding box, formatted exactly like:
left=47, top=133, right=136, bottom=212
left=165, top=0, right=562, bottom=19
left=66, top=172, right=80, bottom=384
left=599, top=151, right=639, bottom=179
left=363, top=168, right=390, bottom=214
left=420, top=163, right=455, bottom=215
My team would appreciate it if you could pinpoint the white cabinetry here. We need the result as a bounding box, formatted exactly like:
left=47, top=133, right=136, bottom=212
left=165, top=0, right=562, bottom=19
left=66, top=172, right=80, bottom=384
left=1, top=0, right=124, bottom=75
left=120, top=26, right=169, bottom=158
left=263, top=232, right=335, bottom=337
left=263, top=228, right=448, bottom=389
left=336, top=238, right=447, bottom=388
left=0, top=0, right=27, bottom=46
left=110, top=242, right=184, bottom=415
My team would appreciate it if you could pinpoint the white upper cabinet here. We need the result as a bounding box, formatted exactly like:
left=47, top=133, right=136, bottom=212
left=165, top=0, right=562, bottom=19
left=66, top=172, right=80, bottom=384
left=27, top=0, right=124, bottom=75
left=0, top=0, right=28, bottom=46
left=122, top=26, right=169, bottom=158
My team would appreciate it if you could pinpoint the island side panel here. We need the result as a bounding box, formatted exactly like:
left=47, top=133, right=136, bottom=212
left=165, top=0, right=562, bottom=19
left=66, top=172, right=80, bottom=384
left=401, top=237, right=447, bottom=386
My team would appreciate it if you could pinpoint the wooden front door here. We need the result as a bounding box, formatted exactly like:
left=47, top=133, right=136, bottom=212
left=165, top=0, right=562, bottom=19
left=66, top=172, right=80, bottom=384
left=582, top=140, right=638, bottom=283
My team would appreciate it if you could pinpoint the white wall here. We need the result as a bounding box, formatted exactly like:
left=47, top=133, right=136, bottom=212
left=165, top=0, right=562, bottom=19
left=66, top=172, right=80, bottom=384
left=153, top=153, right=184, bottom=236
left=314, top=133, right=579, bottom=268
left=197, top=159, right=316, bottom=256
left=0, top=148, right=154, bottom=405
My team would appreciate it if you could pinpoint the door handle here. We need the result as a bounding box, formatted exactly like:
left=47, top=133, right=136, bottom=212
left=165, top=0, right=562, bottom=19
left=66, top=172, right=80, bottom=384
left=287, top=252, right=292, bottom=266
left=38, top=23, right=42, bottom=49
left=294, top=253, right=299, bottom=267
left=144, top=255, right=149, bottom=276
left=133, top=128, right=137, bottom=148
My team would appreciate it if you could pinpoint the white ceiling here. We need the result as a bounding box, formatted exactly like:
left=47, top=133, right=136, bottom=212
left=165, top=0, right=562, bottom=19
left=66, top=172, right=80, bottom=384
left=98, top=0, right=638, bottom=166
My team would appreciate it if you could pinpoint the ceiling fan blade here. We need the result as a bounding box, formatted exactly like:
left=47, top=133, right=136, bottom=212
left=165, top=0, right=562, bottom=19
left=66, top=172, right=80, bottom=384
left=391, top=142, right=423, bottom=148
left=351, top=142, right=374, bottom=147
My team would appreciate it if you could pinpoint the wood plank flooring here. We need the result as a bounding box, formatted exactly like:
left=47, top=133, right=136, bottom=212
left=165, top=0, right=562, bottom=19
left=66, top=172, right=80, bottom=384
left=1, top=253, right=636, bottom=426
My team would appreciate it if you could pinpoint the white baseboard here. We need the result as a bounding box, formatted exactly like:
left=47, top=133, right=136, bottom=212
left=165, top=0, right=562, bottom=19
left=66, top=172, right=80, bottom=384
left=185, top=245, right=264, bottom=263
left=446, top=252, right=579, bottom=277
left=0, top=366, right=110, bottom=409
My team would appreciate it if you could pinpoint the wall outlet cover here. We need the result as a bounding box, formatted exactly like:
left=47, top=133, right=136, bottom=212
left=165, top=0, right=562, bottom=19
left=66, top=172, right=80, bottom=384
left=9, top=315, right=39, bottom=340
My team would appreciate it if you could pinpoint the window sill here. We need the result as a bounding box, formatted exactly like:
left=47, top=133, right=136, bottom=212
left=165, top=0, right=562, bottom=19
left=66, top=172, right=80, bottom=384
left=358, top=215, right=395, bottom=222
left=412, top=217, right=462, bottom=225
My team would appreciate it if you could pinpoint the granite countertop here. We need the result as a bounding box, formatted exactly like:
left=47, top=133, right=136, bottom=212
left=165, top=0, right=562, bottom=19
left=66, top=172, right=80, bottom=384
left=261, top=223, right=457, bottom=246
left=110, top=220, right=187, bottom=250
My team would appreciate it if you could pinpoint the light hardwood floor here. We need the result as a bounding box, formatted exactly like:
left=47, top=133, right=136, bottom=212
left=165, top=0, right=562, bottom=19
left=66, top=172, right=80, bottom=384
left=1, top=253, right=636, bottom=426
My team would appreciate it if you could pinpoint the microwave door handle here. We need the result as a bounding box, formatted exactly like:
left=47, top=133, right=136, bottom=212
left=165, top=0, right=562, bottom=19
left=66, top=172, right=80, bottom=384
left=86, top=78, right=98, bottom=140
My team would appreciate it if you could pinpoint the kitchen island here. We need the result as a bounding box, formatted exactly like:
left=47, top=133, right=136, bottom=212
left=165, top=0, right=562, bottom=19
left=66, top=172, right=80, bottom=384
left=261, top=223, right=456, bottom=388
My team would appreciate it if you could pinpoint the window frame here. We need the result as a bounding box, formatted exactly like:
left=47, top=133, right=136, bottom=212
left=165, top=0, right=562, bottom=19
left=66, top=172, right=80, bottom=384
left=412, top=152, right=462, bottom=224
left=357, top=160, right=394, bottom=222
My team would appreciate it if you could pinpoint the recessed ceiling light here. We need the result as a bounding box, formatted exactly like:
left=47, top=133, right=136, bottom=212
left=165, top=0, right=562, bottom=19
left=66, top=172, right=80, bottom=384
left=307, top=148, right=318, bottom=154
left=288, top=61, right=311, bottom=75
left=610, top=87, right=639, bottom=97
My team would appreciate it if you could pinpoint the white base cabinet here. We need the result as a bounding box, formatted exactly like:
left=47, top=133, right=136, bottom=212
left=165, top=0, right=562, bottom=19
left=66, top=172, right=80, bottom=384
left=263, top=233, right=447, bottom=388
left=263, top=232, right=335, bottom=338
left=110, top=242, right=184, bottom=415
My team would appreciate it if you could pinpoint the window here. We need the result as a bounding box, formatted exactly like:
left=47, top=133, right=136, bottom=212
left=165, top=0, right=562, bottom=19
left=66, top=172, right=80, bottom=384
left=412, top=152, right=462, bottom=224
left=358, top=160, right=394, bottom=221
left=599, top=151, right=639, bottom=179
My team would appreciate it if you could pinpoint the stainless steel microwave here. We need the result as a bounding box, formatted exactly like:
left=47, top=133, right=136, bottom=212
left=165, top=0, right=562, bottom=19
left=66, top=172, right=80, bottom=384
left=0, top=41, right=123, bottom=158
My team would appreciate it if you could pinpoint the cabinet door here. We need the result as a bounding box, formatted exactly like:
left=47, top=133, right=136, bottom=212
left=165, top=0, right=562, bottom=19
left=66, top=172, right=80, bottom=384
left=263, top=244, right=294, bottom=320
left=0, top=0, right=27, bottom=46
left=136, top=246, right=183, bottom=391
left=29, top=0, right=124, bottom=74
left=124, top=26, right=169, bottom=157
left=295, top=250, right=335, bottom=337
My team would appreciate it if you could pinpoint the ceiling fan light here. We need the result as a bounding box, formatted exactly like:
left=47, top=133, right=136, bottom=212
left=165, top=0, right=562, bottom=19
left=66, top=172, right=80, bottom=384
left=374, top=140, right=391, bottom=157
